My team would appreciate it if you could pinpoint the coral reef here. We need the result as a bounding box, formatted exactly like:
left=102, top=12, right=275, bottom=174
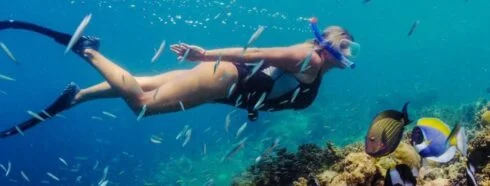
left=233, top=143, right=340, bottom=186
left=235, top=99, right=490, bottom=186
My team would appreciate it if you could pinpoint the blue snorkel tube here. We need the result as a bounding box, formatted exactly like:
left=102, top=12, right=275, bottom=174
left=310, top=17, right=356, bottom=69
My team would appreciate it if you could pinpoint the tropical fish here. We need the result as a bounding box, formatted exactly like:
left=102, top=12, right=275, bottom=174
left=236, top=122, right=247, bottom=139
left=0, top=42, right=17, bottom=63
left=365, top=102, right=411, bottom=157
left=46, top=172, right=60, bottom=181
left=384, top=164, right=417, bottom=186
left=213, top=55, right=222, bottom=75
left=58, top=157, right=68, bottom=167
left=411, top=118, right=477, bottom=185
left=242, top=26, right=265, bottom=54
left=0, top=73, right=15, bottom=81
left=136, top=104, right=147, bottom=121
left=407, top=20, right=420, bottom=37
left=102, top=111, right=117, bottom=118
left=222, top=137, right=247, bottom=162
left=20, top=171, right=29, bottom=182
left=245, top=59, right=265, bottom=81
left=235, top=94, right=243, bottom=107
left=151, top=40, right=166, bottom=63
left=65, top=14, right=92, bottom=54
left=253, top=92, right=267, bottom=111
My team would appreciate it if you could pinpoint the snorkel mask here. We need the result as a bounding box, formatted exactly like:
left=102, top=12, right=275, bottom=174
left=310, top=17, right=360, bottom=69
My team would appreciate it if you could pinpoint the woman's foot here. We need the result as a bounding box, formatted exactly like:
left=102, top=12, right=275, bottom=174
left=45, top=82, right=81, bottom=115
left=72, top=36, right=100, bottom=58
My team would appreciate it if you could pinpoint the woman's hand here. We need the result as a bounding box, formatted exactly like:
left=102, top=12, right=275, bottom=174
left=170, top=43, right=206, bottom=62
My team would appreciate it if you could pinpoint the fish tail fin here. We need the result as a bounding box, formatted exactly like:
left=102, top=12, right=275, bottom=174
left=401, top=102, right=411, bottom=125
left=466, top=161, right=478, bottom=186
left=448, top=125, right=468, bottom=156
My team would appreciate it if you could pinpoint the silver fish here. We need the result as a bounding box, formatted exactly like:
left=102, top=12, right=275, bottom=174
left=150, top=136, right=162, bottom=144
left=180, top=48, right=190, bottom=63
left=222, top=137, right=248, bottom=162
left=76, top=176, right=82, bottom=182
left=136, top=104, right=147, bottom=121
left=0, top=74, right=15, bottom=81
left=153, top=88, right=160, bottom=100
left=151, top=40, right=166, bottom=63
left=242, top=26, right=265, bottom=54
left=299, top=50, right=313, bottom=73
left=213, top=55, right=222, bottom=75
left=290, top=88, right=301, bottom=103
left=255, top=137, right=280, bottom=163
left=102, top=111, right=117, bottom=118
left=245, top=60, right=265, bottom=81
left=225, top=110, right=237, bottom=134
left=182, top=129, right=192, bottom=147
left=235, top=95, right=243, bottom=107
left=65, top=14, right=92, bottom=54
left=91, top=116, right=103, bottom=121
left=228, top=83, right=237, bottom=98
left=253, top=92, right=267, bottom=111
left=46, top=172, right=60, bottom=181
left=0, top=90, right=7, bottom=95
left=41, top=110, right=52, bottom=118
left=176, top=125, right=189, bottom=140
left=5, top=161, right=11, bottom=176
left=0, top=42, right=17, bottom=63
left=93, top=160, right=99, bottom=170
left=20, top=171, right=30, bottom=182
left=98, top=166, right=109, bottom=185
left=99, top=180, right=109, bottom=186
left=202, top=143, right=207, bottom=156
left=179, top=101, right=185, bottom=111
left=59, top=157, right=68, bottom=167
left=15, top=126, right=24, bottom=136
left=27, top=110, right=44, bottom=121
left=236, top=122, right=247, bottom=139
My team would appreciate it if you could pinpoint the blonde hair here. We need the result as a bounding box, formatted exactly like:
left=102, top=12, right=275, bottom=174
left=322, top=26, right=354, bottom=50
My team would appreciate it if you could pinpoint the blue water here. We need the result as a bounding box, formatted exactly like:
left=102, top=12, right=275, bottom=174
left=1, top=0, right=489, bottom=185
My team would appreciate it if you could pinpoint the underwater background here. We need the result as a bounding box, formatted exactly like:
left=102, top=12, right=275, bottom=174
left=1, top=0, right=489, bottom=185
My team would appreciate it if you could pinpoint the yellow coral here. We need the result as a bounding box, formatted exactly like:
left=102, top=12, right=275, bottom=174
left=329, top=152, right=377, bottom=185
left=376, top=142, right=421, bottom=176
left=481, top=110, right=490, bottom=126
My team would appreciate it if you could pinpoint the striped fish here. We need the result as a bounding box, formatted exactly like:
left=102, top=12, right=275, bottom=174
left=365, top=102, right=411, bottom=157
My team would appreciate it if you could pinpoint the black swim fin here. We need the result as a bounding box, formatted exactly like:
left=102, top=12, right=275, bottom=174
left=0, top=82, right=79, bottom=138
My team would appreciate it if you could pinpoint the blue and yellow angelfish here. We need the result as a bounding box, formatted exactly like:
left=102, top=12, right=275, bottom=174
left=411, top=117, right=477, bottom=185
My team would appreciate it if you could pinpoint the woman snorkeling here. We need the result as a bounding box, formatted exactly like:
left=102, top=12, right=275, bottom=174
left=0, top=18, right=360, bottom=138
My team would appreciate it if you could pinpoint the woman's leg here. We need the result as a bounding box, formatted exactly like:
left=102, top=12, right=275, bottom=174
left=74, top=70, right=187, bottom=105
left=82, top=49, right=238, bottom=116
